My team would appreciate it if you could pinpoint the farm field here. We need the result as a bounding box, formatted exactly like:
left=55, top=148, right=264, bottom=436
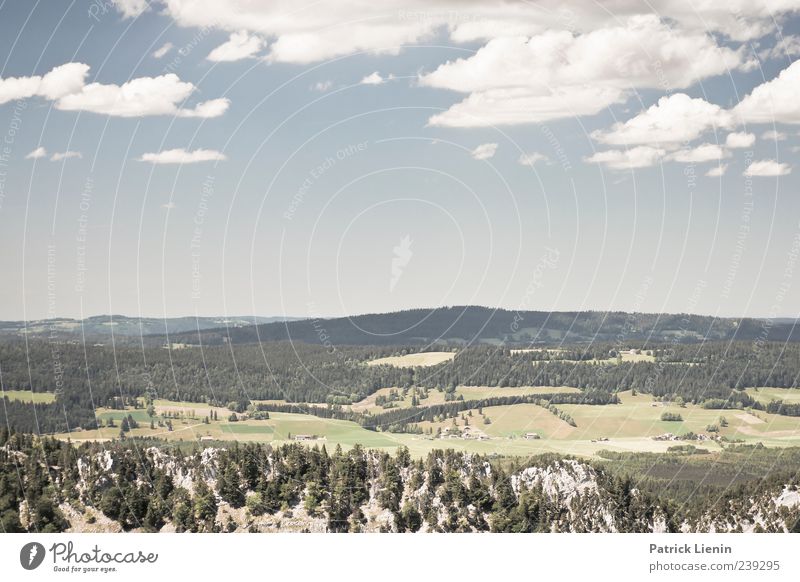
left=514, top=349, right=656, bottom=364
left=50, top=391, right=800, bottom=458
left=746, top=387, right=800, bottom=405
left=366, top=351, right=455, bottom=367
left=349, top=385, right=581, bottom=413
left=350, top=387, right=447, bottom=413
left=1, top=389, right=57, bottom=404
left=455, top=385, right=582, bottom=400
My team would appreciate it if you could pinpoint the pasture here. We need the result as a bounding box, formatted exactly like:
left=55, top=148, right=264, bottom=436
left=51, top=389, right=800, bottom=459
left=746, top=387, right=800, bottom=405
left=366, top=351, right=455, bottom=368
left=2, top=389, right=57, bottom=404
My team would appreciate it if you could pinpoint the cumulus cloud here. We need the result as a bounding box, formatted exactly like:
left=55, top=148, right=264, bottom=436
left=758, top=35, right=800, bottom=61
left=25, top=147, right=47, bottom=160
left=427, top=85, right=625, bottom=128
left=470, top=143, right=498, bottom=160
left=0, top=63, right=229, bottom=118
left=706, top=164, right=728, bottom=177
left=667, top=144, right=731, bottom=163
left=360, top=72, right=392, bottom=85
left=761, top=129, right=788, bottom=141
left=154, top=2, right=793, bottom=127
left=152, top=42, right=174, bottom=59
left=518, top=152, right=549, bottom=167
left=159, top=1, right=796, bottom=65
left=734, top=60, right=800, bottom=124
left=585, top=146, right=665, bottom=170
left=592, top=94, right=732, bottom=149
left=744, top=159, right=792, bottom=176
left=112, top=0, right=149, bottom=18
left=419, top=15, right=749, bottom=127
left=207, top=31, right=264, bottom=62
left=0, top=63, right=89, bottom=105
left=56, top=73, right=229, bottom=118
left=725, top=132, right=756, bottom=148
left=139, top=148, right=227, bottom=164
left=50, top=151, right=82, bottom=161
left=175, top=98, right=231, bottom=118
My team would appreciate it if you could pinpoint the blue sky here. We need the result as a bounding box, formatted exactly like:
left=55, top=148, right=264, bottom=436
left=1, top=0, right=800, bottom=320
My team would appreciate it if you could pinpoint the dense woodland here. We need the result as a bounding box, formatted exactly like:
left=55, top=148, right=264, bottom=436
left=2, top=337, right=800, bottom=434
left=163, top=306, right=792, bottom=346
left=1, top=433, right=798, bottom=533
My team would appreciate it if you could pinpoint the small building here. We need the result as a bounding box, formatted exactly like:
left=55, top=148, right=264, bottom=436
left=293, top=434, right=317, bottom=441
left=523, top=433, right=541, bottom=440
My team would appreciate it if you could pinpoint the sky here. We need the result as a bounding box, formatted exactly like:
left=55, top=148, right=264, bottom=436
left=0, top=0, right=800, bottom=321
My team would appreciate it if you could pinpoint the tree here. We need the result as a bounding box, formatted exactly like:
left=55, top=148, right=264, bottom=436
left=100, top=487, right=123, bottom=520
left=193, top=479, right=218, bottom=532
left=218, top=461, right=245, bottom=508
left=399, top=502, right=422, bottom=532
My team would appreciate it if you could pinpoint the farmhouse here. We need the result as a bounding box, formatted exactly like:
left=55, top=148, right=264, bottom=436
left=293, top=434, right=317, bottom=441
left=524, top=433, right=541, bottom=440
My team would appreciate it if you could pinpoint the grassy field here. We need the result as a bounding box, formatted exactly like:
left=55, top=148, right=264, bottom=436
left=455, top=385, right=582, bottom=400
left=2, top=390, right=57, bottom=404
left=55, top=407, right=400, bottom=448
left=350, top=387, right=447, bottom=413
left=51, top=390, right=800, bottom=459
left=517, top=350, right=656, bottom=364
left=746, top=387, right=800, bottom=405
left=350, top=385, right=582, bottom=413
left=366, top=351, right=455, bottom=368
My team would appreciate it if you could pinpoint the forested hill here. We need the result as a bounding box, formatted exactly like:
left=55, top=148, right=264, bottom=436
left=165, top=306, right=800, bottom=346
left=0, top=315, right=296, bottom=342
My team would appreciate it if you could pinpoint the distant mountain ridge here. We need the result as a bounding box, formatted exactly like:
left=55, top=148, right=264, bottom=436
left=0, top=315, right=299, bottom=341
left=161, top=306, right=800, bottom=346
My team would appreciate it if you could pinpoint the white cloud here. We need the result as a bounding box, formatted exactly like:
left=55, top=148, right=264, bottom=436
left=518, top=152, right=549, bottom=167
left=470, top=143, right=498, bottom=161
left=207, top=31, right=264, bottom=62
left=312, top=80, right=333, bottom=92
left=758, top=35, right=800, bottom=61
left=734, top=60, right=800, bottom=124
left=112, top=0, right=148, bottom=18
left=419, top=15, right=749, bottom=127
left=50, top=151, right=82, bottom=161
left=0, top=63, right=89, bottom=105
left=0, top=63, right=229, bottom=118
left=56, top=73, right=228, bottom=118
left=761, top=129, right=788, bottom=141
left=585, top=146, right=665, bottom=170
left=706, top=164, right=728, bottom=177
left=139, top=148, right=227, bottom=164
left=152, top=42, right=174, bottom=59
left=592, top=94, right=732, bottom=149
left=25, top=147, right=47, bottom=160
left=744, top=159, right=792, bottom=176
left=667, top=144, right=731, bottom=163
left=175, top=98, right=231, bottom=118
left=725, top=132, right=756, bottom=148
left=360, top=72, right=392, bottom=85
left=427, top=85, right=625, bottom=128
left=160, top=1, right=797, bottom=65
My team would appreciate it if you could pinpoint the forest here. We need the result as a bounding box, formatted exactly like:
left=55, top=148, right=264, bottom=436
left=2, top=336, right=800, bottom=434
left=160, top=306, right=800, bottom=346
left=1, top=431, right=798, bottom=533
